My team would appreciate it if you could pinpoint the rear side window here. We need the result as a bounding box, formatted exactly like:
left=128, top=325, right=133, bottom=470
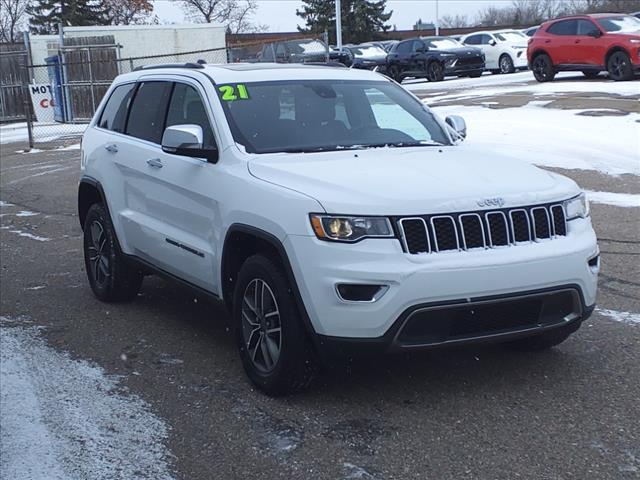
left=166, top=83, right=216, bottom=149
left=547, top=19, right=577, bottom=35
left=98, top=83, right=135, bottom=133
left=126, top=81, right=173, bottom=144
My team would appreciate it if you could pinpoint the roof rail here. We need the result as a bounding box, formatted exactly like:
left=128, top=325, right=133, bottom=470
left=133, top=62, right=205, bottom=72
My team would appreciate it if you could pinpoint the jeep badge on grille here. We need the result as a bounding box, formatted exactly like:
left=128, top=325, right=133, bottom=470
left=477, top=197, right=505, bottom=208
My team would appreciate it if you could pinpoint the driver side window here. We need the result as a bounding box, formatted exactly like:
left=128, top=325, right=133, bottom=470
left=165, top=83, right=216, bottom=149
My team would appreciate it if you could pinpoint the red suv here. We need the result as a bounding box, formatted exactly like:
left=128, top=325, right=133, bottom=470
left=528, top=13, right=640, bottom=82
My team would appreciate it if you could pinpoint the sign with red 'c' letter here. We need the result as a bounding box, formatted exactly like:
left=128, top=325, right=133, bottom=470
left=29, top=83, right=56, bottom=123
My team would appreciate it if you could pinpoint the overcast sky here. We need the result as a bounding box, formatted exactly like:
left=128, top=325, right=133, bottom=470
left=154, top=0, right=513, bottom=32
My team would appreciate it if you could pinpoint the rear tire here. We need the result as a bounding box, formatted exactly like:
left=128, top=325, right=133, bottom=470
left=582, top=70, right=600, bottom=79
left=607, top=51, right=633, bottom=81
left=233, top=254, right=317, bottom=396
left=83, top=203, right=143, bottom=302
left=531, top=53, right=555, bottom=82
left=499, top=54, right=515, bottom=74
left=388, top=65, right=402, bottom=83
left=503, top=322, right=581, bottom=351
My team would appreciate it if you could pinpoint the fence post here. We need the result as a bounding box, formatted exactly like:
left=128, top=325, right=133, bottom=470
left=22, top=31, right=35, bottom=150
left=323, top=31, right=329, bottom=62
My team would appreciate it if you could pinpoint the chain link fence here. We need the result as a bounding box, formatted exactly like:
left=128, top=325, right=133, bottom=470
left=18, top=34, right=330, bottom=150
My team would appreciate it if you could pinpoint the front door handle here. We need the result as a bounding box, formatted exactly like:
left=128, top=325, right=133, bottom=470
left=105, top=144, right=118, bottom=153
left=146, top=158, right=163, bottom=169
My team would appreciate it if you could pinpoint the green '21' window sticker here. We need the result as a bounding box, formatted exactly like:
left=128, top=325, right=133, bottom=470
left=218, top=84, right=250, bottom=101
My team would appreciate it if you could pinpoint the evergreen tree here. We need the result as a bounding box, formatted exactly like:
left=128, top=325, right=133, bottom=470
left=297, top=0, right=392, bottom=45
left=28, top=0, right=108, bottom=34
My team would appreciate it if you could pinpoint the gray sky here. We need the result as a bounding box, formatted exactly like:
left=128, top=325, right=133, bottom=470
left=154, top=0, right=512, bottom=32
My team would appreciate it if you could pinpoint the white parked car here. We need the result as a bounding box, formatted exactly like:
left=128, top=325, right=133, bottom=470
left=462, top=29, right=529, bottom=73
left=79, top=63, right=598, bottom=395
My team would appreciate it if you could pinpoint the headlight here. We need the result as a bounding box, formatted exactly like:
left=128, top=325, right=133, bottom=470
left=310, top=214, right=394, bottom=242
left=564, top=193, right=589, bottom=220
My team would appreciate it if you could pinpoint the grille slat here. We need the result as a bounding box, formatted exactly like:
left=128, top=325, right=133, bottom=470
left=399, top=203, right=566, bottom=255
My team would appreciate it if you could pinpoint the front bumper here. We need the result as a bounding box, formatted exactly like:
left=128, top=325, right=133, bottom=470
left=444, top=61, right=485, bottom=76
left=285, top=217, right=598, bottom=340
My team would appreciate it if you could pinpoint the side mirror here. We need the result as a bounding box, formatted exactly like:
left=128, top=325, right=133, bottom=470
left=162, top=124, right=218, bottom=163
left=489, top=39, right=497, bottom=46
left=587, top=29, right=602, bottom=38
left=445, top=115, right=467, bottom=140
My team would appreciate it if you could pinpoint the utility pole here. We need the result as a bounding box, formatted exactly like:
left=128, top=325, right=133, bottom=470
left=335, top=0, right=342, bottom=49
left=435, top=0, right=439, bottom=36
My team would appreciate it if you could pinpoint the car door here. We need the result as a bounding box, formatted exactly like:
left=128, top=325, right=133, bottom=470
left=545, top=19, right=578, bottom=64
left=573, top=19, right=606, bottom=65
left=391, top=40, right=412, bottom=71
left=480, top=34, right=500, bottom=69
left=118, top=77, right=222, bottom=291
left=410, top=40, right=428, bottom=74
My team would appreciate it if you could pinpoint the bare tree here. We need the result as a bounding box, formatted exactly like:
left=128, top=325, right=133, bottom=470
left=108, top=0, right=154, bottom=25
left=439, top=13, right=468, bottom=28
left=175, top=0, right=265, bottom=32
left=0, top=0, right=27, bottom=43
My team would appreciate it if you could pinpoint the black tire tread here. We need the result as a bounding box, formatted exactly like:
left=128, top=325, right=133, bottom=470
left=83, top=203, right=143, bottom=302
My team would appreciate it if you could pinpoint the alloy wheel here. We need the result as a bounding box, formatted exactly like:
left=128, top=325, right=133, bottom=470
left=500, top=56, right=513, bottom=74
left=241, top=278, right=282, bottom=373
left=427, top=62, right=443, bottom=82
left=533, top=57, right=548, bottom=80
left=609, top=53, right=628, bottom=80
left=88, top=220, right=110, bottom=287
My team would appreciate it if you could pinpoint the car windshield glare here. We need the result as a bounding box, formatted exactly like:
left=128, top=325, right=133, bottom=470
left=495, top=31, right=525, bottom=42
left=351, top=46, right=387, bottom=58
left=426, top=38, right=461, bottom=49
left=217, top=80, right=450, bottom=154
left=597, top=15, right=640, bottom=32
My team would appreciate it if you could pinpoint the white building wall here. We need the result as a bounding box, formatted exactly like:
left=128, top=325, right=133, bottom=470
left=29, top=23, right=227, bottom=66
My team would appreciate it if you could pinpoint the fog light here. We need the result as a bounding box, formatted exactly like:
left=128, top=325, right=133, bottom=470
left=336, top=284, right=389, bottom=302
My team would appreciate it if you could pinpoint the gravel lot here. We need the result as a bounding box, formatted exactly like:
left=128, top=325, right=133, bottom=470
left=1, top=72, right=639, bottom=480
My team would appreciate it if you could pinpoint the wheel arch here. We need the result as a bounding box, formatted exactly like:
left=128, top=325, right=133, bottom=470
left=530, top=48, right=550, bottom=62
left=605, top=45, right=630, bottom=66
left=220, top=224, right=318, bottom=338
left=78, top=176, right=107, bottom=231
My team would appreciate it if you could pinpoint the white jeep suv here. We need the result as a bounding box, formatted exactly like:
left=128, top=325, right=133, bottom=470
left=79, top=63, right=598, bottom=395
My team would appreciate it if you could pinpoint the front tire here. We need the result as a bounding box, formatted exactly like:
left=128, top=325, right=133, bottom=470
left=607, top=51, right=633, bottom=81
left=426, top=61, right=445, bottom=82
left=387, top=65, right=402, bottom=83
left=503, top=322, right=581, bottom=351
left=83, top=203, right=143, bottom=302
left=499, top=54, right=515, bottom=74
left=532, top=53, right=555, bottom=82
left=233, top=254, right=317, bottom=396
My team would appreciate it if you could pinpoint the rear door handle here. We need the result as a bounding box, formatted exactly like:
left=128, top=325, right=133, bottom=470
left=104, top=144, right=118, bottom=153
left=146, top=158, right=163, bottom=169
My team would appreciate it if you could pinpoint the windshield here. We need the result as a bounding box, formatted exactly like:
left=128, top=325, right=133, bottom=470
left=495, top=31, right=526, bottom=42
left=597, top=15, right=640, bottom=32
left=425, top=38, right=462, bottom=49
left=349, top=46, right=387, bottom=58
left=217, top=80, right=449, bottom=154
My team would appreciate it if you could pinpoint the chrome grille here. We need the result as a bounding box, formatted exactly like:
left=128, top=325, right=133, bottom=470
left=398, top=203, right=567, bottom=255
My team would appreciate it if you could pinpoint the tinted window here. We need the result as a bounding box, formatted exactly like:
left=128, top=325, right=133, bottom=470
left=464, top=35, right=479, bottom=45
left=98, top=83, right=135, bottom=133
left=411, top=41, right=424, bottom=53
left=577, top=19, right=599, bottom=35
left=396, top=41, right=413, bottom=54
left=479, top=34, right=493, bottom=45
left=166, top=83, right=216, bottom=149
left=548, top=19, right=577, bottom=35
left=126, top=82, right=173, bottom=144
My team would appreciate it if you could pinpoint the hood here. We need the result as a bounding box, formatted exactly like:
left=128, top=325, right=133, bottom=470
left=247, top=145, right=579, bottom=215
left=609, top=30, right=640, bottom=38
left=439, top=46, right=483, bottom=57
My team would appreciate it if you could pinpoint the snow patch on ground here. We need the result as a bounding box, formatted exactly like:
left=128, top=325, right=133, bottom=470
left=431, top=103, right=640, bottom=176
left=0, top=226, right=50, bottom=242
left=343, top=462, right=376, bottom=479
left=0, top=122, right=86, bottom=145
left=0, top=201, right=14, bottom=207
left=15, top=211, right=39, bottom=217
left=597, top=308, right=640, bottom=325
left=586, top=191, right=640, bottom=208
left=0, top=318, right=175, bottom=480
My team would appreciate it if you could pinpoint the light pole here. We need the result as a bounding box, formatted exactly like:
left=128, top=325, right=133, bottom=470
left=435, top=0, right=439, bottom=36
left=335, top=0, right=343, bottom=49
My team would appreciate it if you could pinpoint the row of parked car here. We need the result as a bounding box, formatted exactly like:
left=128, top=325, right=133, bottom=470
left=234, top=12, right=639, bottom=83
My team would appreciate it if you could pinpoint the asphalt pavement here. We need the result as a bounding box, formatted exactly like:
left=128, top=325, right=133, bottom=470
left=1, top=91, right=639, bottom=479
